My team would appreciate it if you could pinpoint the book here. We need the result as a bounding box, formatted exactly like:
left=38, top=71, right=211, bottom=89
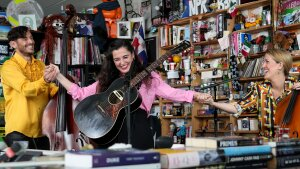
left=64, top=148, right=160, bottom=168
left=155, top=149, right=199, bottom=169
left=225, top=153, right=272, bottom=163
left=268, top=154, right=300, bottom=168
left=221, top=145, right=272, bottom=156
left=0, top=25, right=11, bottom=40
left=272, top=146, right=300, bottom=157
left=156, top=148, right=225, bottom=169
left=87, top=163, right=161, bottom=169
left=226, top=161, right=268, bottom=169
left=185, top=136, right=263, bottom=148
left=267, top=138, right=300, bottom=147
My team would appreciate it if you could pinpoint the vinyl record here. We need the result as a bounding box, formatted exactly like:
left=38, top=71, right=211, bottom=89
left=6, top=0, right=44, bottom=27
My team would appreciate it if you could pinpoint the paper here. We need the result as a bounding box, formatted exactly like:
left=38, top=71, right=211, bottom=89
left=218, top=35, right=229, bottom=51
left=18, top=14, right=37, bottom=30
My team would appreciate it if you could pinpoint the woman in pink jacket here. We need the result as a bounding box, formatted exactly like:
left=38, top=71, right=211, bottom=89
left=46, top=39, right=210, bottom=149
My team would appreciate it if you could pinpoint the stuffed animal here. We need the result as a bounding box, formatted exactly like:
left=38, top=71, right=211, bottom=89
left=273, top=31, right=294, bottom=50
left=93, top=0, right=122, bottom=38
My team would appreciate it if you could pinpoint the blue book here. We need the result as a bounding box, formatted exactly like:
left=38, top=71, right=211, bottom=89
left=221, top=145, right=272, bottom=156
left=65, top=148, right=160, bottom=168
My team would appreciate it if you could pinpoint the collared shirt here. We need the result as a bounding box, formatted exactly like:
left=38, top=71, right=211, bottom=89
left=1, top=52, right=58, bottom=137
left=67, top=71, right=195, bottom=115
left=237, top=77, right=297, bottom=137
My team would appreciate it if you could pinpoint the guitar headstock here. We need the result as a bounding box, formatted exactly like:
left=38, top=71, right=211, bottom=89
left=169, top=40, right=191, bottom=55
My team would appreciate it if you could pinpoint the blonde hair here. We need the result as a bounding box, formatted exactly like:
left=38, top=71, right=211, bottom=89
left=265, top=49, right=293, bottom=76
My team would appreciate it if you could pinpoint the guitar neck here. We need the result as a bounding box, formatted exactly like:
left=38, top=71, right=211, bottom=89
left=130, top=51, right=171, bottom=87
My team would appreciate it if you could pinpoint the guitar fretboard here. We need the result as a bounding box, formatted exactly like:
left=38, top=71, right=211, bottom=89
left=130, top=51, right=171, bottom=87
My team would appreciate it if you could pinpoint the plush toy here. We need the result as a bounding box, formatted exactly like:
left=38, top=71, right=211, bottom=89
left=93, top=0, right=122, bottom=50
left=273, top=31, right=294, bottom=50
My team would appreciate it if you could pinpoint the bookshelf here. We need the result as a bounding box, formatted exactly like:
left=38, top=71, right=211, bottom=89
left=158, top=0, right=288, bottom=139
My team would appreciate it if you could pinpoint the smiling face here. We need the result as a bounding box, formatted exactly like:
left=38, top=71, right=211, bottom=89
left=262, top=53, right=283, bottom=80
left=10, top=30, right=35, bottom=58
left=112, top=47, right=135, bottom=75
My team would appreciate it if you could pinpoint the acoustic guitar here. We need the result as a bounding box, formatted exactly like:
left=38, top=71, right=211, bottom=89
left=74, top=40, right=191, bottom=144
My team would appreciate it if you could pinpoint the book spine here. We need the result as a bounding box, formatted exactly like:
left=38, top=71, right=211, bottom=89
left=274, top=146, right=300, bottom=156
left=217, top=139, right=262, bottom=148
left=226, top=154, right=272, bottom=163
left=92, top=152, right=160, bottom=167
left=268, top=154, right=300, bottom=168
left=161, top=151, right=199, bottom=169
left=270, top=140, right=300, bottom=147
left=222, top=145, right=271, bottom=156
left=198, top=149, right=225, bottom=166
left=226, top=161, right=267, bottom=169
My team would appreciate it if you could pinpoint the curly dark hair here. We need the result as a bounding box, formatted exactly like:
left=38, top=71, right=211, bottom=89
left=97, top=39, right=146, bottom=92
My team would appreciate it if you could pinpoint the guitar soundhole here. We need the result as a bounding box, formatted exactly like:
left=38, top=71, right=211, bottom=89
left=109, top=90, right=124, bottom=104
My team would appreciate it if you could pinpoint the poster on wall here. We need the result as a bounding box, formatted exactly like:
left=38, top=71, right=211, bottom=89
left=18, top=14, right=37, bottom=30
left=140, top=0, right=152, bottom=32
left=117, top=21, right=132, bottom=39
left=129, top=17, right=146, bottom=38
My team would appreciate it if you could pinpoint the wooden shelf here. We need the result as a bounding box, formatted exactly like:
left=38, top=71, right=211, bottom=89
left=194, top=114, right=230, bottom=118
left=162, top=116, right=192, bottom=119
left=170, top=17, right=192, bottom=26
left=236, top=0, right=271, bottom=10
left=194, top=52, right=227, bottom=60
left=277, top=23, right=300, bottom=32
left=232, top=25, right=272, bottom=34
left=248, top=52, right=266, bottom=59
left=234, top=130, right=260, bottom=134
left=193, top=39, right=219, bottom=46
left=197, top=9, right=227, bottom=20
left=195, top=129, right=230, bottom=133
left=239, top=114, right=258, bottom=117
left=161, top=45, right=176, bottom=50
left=198, top=67, right=228, bottom=72
left=239, top=76, right=264, bottom=82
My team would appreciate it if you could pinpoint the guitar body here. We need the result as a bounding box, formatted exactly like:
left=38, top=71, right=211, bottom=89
left=74, top=77, right=141, bottom=145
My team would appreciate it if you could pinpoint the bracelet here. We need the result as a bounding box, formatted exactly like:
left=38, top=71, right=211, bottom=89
left=233, top=104, right=243, bottom=118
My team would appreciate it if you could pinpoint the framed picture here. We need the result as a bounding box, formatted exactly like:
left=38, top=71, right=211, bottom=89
left=18, top=14, right=37, bottom=30
left=117, top=21, right=131, bottom=39
left=129, top=17, right=145, bottom=38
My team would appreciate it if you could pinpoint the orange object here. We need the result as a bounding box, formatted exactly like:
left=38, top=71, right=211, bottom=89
left=93, top=0, right=122, bottom=38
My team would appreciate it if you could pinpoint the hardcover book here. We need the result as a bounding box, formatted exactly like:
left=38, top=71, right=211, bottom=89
left=64, top=148, right=160, bottom=168
left=221, top=145, right=272, bottom=156
left=267, top=138, right=300, bottom=147
left=185, top=136, right=263, bottom=148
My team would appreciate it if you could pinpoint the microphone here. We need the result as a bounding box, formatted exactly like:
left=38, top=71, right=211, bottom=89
left=0, top=142, right=23, bottom=162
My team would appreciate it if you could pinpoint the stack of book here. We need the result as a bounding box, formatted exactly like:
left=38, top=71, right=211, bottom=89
left=64, top=148, right=160, bottom=169
left=267, top=138, right=300, bottom=168
left=154, top=148, right=225, bottom=168
left=186, top=136, right=273, bottom=168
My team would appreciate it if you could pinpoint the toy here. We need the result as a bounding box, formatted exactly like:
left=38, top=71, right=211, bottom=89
left=93, top=0, right=122, bottom=39
left=273, top=31, right=294, bottom=50
left=41, top=14, right=66, bottom=63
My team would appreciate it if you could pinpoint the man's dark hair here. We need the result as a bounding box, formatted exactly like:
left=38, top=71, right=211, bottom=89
left=7, top=26, right=30, bottom=42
